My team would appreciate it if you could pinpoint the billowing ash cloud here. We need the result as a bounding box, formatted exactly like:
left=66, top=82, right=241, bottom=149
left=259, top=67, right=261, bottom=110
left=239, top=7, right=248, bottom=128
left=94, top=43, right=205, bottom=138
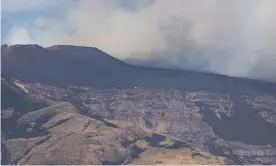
left=3, top=0, right=276, bottom=82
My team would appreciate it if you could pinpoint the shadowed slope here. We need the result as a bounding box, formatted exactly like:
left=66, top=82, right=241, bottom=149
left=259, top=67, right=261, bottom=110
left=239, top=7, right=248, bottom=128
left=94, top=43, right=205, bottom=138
left=3, top=44, right=275, bottom=94
left=1, top=77, right=50, bottom=140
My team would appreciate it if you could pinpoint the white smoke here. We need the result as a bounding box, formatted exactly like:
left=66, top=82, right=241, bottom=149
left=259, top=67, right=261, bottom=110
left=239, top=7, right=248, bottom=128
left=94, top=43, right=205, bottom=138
left=3, top=0, right=276, bottom=81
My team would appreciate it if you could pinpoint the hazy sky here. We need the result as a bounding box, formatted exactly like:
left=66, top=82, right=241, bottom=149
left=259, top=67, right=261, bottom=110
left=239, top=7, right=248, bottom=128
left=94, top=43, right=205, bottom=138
left=1, top=0, right=276, bottom=82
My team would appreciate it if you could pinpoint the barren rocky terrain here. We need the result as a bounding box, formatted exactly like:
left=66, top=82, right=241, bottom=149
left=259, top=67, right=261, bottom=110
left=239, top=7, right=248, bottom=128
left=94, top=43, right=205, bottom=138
left=1, top=81, right=225, bottom=165
left=22, top=83, right=276, bottom=164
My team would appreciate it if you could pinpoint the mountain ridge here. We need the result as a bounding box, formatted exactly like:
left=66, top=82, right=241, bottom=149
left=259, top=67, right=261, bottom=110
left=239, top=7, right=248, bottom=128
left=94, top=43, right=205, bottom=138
left=2, top=44, right=276, bottom=95
left=0, top=44, right=266, bottom=82
left=2, top=44, right=276, bottom=84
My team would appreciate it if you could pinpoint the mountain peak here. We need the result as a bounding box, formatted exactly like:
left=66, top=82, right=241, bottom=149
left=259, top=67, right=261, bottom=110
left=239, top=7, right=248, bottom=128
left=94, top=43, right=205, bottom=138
left=46, top=45, right=99, bottom=51
left=1, top=44, right=45, bottom=53
left=9, top=44, right=44, bottom=49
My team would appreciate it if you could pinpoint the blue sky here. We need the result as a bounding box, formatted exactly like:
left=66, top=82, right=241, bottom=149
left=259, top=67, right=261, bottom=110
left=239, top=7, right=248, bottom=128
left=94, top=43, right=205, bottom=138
left=1, top=0, right=152, bottom=44
left=2, top=10, right=59, bottom=43
left=1, top=0, right=276, bottom=81
left=1, top=0, right=79, bottom=44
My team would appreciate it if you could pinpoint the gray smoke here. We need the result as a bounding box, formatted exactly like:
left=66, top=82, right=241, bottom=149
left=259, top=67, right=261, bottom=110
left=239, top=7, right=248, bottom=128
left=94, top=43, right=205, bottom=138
left=3, top=0, right=276, bottom=81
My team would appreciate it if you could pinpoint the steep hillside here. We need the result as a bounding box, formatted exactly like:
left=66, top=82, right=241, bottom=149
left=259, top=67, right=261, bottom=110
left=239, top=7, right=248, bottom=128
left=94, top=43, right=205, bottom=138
left=2, top=102, right=225, bottom=165
left=1, top=77, right=50, bottom=140
left=1, top=77, right=31, bottom=112
left=3, top=44, right=276, bottom=94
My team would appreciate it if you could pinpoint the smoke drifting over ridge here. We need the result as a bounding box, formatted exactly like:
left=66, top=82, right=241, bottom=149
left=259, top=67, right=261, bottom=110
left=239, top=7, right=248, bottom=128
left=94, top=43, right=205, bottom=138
left=3, top=0, right=276, bottom=82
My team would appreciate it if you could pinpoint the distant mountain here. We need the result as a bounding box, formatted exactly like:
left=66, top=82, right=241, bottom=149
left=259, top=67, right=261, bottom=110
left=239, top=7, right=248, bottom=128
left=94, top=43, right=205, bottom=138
left=1, top=44, right=134, bottom=88
left=3, top=44, right=276, bottom=94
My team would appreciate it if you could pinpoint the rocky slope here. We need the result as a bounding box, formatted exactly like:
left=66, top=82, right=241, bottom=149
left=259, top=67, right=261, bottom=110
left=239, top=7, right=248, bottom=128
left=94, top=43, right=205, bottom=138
left=1, top=101, right=225, bottom=165
left=22, top=83, right=276, bottom=164
left=1, top=78, right=50, bottom=140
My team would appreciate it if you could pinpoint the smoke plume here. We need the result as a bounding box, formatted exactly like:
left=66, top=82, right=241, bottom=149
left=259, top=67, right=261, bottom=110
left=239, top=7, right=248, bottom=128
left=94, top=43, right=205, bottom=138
left=3, top=0, right=276, bottom=81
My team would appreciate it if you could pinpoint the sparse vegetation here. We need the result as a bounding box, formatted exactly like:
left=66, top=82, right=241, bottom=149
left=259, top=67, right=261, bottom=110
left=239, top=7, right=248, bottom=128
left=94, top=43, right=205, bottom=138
left=2, top=102, right=226, bottom=165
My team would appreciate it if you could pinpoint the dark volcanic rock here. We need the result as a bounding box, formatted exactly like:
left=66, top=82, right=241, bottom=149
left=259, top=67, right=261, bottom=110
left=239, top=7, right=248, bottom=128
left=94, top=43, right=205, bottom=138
left=23, top=84, right=276, bottom=164
left=1, top=77, right=51, bottom=140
